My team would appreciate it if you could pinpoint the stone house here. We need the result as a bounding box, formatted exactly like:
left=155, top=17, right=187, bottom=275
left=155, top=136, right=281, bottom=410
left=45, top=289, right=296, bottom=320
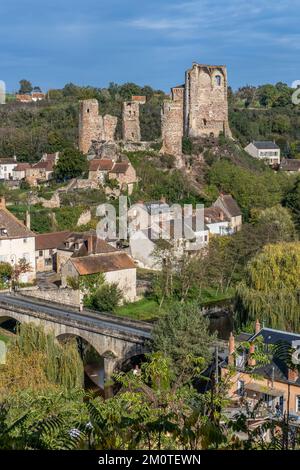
left=0, top=198, right=36, bottom=283
left=222, top=321, right=300, bottom=417
left=56, top=231, right=118, bottom=273
left=244, top=141, right=281, bottom=166
left=279, top=158, right=300, bottom=173
left=25, top=152, right=59, bottom=186
left=213, top=194, right=242, bottom=233
left=35, top=231, right=71, bottom=272
left=61, top=251, right=137, bottom=303
left=12, top=162, right=32, bottom=181
left=0, top=156, right=17, bottom=180
left=108, top=162, right=137, bottom=194
left=88, top=159, right=113, bottom=183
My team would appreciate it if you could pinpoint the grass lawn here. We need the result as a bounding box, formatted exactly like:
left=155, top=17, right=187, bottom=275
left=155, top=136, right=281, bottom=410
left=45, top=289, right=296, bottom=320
left=115, top=298, right=165, bottom=322
left=0, top=331, right=12, bottom=344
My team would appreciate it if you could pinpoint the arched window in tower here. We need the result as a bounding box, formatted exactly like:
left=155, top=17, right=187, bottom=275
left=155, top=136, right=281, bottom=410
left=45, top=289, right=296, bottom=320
left=215, top=75, right=222, bottom=86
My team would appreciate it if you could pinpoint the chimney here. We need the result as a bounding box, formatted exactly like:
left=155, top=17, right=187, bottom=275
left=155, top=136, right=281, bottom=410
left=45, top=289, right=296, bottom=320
left=248, top=343, right=256, bottom=367
left=255, top=319, right=261, bottom=335
left=219, top=209, right=224, bottom=221
left=288, top=368, right=299, bottom=382
left=25, top=211, right=31, bottom=230
left=228, top=332, right=235, bottom=366
left=160, top=196, right=166, bottom=204
left=87, top=235, right=93, bottom=255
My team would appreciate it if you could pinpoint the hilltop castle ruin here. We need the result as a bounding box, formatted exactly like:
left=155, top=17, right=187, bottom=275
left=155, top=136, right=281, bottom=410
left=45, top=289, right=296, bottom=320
left=78, top=62, right=231, bottom=159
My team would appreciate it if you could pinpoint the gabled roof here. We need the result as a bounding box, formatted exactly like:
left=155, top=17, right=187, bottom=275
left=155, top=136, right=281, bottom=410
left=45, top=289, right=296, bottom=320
left=280, top=158, right=300, bottom=172
left=36, top=231, right=71, bottom=251
left=0, top=158, right=17, bottom=165
left=69, top=252, right=136, bottom=275
left=32, top=160, right=54, bottom=171
left=58, top=231, right=118, bottom=256
left=111, top=162, right=129, bottom=174
left=204, top=207, right=229, bottom=224
left=89, top=159, right=113, bottom=171
left=13, top=163, right=31, bottom=171
left=0, top=207, right=35, bottom=239
left=215, top=195, right=242, bottom=217
left=252, top=141, right=280, bottom=150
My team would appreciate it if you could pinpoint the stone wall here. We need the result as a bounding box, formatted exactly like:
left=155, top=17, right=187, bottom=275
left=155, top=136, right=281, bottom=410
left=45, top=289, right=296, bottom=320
left=160, top=87, right=184, bottom=163
left=79, top=99, right=117, bottom=154
left=122, top=101, right=141, bottom=142
left=21, top=287, right=80, bottom=307
left=184, top=63, right=231, bottom=138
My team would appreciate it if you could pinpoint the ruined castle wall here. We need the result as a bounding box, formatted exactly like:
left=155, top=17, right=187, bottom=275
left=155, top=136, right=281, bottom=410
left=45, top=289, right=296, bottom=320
left=160, top=87, right=184, bottom=158
left=185, top=64, right=231, bottom=138
left=122, top=101, right=141, bottom=142
left=103, top=115, right=118, bottom=141
left=79, top=99, right=117, bottom=154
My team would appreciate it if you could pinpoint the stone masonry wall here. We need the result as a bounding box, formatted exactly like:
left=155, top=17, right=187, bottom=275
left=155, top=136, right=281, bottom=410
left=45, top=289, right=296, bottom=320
left=21, top=288, right=80, bottom=307
left=184, top=63, right=231, bottom=138
left=122, top=101, right=141, bottom=142
left=160, top=87, right=184, bottom=161
left=79, top=99, right=117, bottom=154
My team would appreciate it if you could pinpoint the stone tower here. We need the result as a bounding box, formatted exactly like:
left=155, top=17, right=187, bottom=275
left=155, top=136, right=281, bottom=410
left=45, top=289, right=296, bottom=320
left=79, top=99, right=117, bottom=154
left=184, top=63, right=231, bottom=138
left=160, top=86, right=184, bottom=161
left=122, top=101, right=141, bottom=142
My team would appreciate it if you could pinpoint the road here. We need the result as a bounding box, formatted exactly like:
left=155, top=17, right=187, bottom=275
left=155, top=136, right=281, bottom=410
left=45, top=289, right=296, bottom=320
left=0, top=293, right=152, bottom=340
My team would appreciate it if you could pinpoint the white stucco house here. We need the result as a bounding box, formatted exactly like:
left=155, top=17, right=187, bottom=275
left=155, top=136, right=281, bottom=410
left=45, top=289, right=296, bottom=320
left=0, top=198, right=36, bottom=283
left=244, top=141, right=280, bottom=166
left=0, top=156, right=17, bottom=180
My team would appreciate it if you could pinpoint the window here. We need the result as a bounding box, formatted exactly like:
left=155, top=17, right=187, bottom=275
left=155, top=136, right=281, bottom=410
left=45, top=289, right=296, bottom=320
left=237, top=380, right=245, bottom=396
left=203, top=118, right=207, bottom=127
left=23, top=238, right=27, bottom=243
left=39, top=250, right=43, bottom=257
left=296, top=395, right=300, bottom=413
left=215, top=75, right=222, bottom=86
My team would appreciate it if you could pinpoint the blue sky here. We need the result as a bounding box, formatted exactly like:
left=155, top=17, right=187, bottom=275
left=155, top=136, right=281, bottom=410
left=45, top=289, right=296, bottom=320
left=0, top=0, right=299, bottom=92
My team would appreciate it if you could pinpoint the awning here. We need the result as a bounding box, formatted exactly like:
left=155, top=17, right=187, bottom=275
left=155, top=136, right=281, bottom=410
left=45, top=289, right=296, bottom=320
left=245, top=382, right=285, bottom=397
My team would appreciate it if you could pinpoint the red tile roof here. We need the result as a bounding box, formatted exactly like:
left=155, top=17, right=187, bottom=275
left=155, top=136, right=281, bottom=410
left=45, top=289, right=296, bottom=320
left=111, top=162, right=129, bottom=174
left=36, top=231, right=71, bottom=251
left=89, top=159, right=113, bottom=171
left=70, top=252, right=136, bottom=275
left=14, top=163, right=32, bottom=171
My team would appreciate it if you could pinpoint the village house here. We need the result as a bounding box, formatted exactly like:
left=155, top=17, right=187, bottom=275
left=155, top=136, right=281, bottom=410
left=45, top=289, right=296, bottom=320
left=129, top=217, right=209, bottom=270
left=25, top=152, right=59, bottom=186
left=16, top=92, right=46, bottom=103
left=279, top=158, right=300, bottom=173
left=0, top=198, right=36, bottom=283
left=244, top=141, right=281, bottom=166
left=213, top=194, right=242, bottom=233
left=222, top=321, right=300, bottom=418
left=108, top=162, right=137, bottom=195
left=0, top=156, right=17, bottom=180
left=88, top=159, right=113, bottom=183
left=203, top=207, right=231, bottom=235
left=35, top=231, right=71, bottom=272
left=61, top=251, right=137, bottom=303
left=12, top=162, right=32, bottom=181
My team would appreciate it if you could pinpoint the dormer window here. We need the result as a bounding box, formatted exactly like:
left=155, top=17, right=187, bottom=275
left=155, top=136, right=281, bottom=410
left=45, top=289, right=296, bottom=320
left=0, top=228, right=7, bottom=236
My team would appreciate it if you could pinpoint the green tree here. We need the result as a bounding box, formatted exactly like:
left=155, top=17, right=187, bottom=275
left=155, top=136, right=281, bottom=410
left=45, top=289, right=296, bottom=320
left=91, top=283, right=123, bottom=312
left=152, top=302, right=216, bottom=385
left=54, top=147, right=88, bottom=181
left=18, top=79, right=33, bottom=94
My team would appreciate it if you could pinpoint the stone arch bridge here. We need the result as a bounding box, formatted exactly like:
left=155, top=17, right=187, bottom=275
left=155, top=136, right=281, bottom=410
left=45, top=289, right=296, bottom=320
left=0, top=293, right=152, bottom=383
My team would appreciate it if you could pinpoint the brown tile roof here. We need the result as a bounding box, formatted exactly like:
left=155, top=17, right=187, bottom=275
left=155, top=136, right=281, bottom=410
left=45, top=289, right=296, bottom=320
left=32, top=160, right=54, bottom=171
left=58, top=232, right=118, bottom=256
left=70, top=252, right=136, bottom=275
left=0, top=158, right=17, bottom=165
left=280, top=158, right=300, bottom=172
left=0, top=208, right=35, bottom=239
left=132, top=95, right=146, bottom=103
left=89, top=159, right=113, bottom=172
left=36, top=231, right=71, bottom=251
left=14, top=163, right=32, bottom=171
left=204, top=207, right=228, bottom=224
left=111, top=162, right=129, bottom=174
